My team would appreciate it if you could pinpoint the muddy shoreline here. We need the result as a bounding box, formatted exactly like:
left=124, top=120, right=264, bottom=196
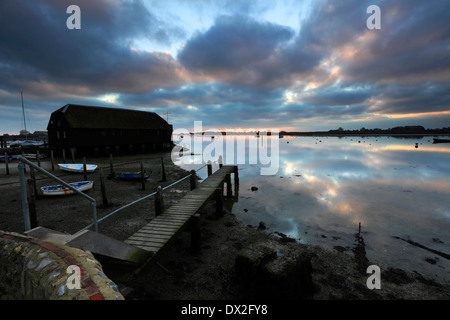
left=1, top=153, right=449, bottom=300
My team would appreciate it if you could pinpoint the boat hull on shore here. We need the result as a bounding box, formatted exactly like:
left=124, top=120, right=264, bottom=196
left=41, top=180, right=94, bottom=196
left=58, top=163, right=97, bottom=173
left=108, top=171, right=149, bottom=181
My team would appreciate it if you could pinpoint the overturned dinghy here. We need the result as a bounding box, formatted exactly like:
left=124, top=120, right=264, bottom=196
left=41, top=180, right=94, bottom=196
left=108, top=171, right=149, bottom=181
left=58, top=163, right=97, bottom=173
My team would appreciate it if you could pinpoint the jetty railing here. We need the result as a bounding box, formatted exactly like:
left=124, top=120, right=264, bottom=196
left=17, top=155, right=217, bottom=235
left=76, top=163, right=210, bottom=234
left=17, top=155, right=98, bottom=232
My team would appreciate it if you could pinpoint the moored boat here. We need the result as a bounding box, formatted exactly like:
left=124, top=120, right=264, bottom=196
left=41, top=180, right=94, bottom=196
left=108, top=171, right=149, bottom=181
left=58, top=163, right=98, bottom=173
left=433, top=138, right=450, bottom=144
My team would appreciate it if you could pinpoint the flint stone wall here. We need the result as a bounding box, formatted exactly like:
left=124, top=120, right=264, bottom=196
left=0, top=230, right=124, bottom=300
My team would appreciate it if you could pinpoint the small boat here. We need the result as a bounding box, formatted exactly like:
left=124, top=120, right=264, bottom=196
left=23, top=153, right=47, bottom=159
left=41, top=181, right=94, bottom=196
left=58, top=163, right=98, bottom=173
left=0, top=156, right=13, bottom=162
left=433, top=138, right=450, bottom=144
left=108, top=171, right=149, bottom=181
left=9, top=140, right=45, bottom=148
left=21, top=140, right=45, bottom=148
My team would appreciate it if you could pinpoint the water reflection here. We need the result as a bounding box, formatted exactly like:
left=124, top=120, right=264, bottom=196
left=174, top=135, right=450, bottom=282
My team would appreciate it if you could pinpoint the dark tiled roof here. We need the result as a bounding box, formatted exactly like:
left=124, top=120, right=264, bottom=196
left=52, top=104, right=170, bottom=130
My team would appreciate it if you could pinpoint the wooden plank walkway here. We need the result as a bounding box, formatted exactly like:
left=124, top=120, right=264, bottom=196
left=124, top=165, right=238, bottom=258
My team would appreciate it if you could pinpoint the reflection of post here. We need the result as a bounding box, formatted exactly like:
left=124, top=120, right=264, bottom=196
left=234, top=166, right=239, bottom=200
left=226, top=173, right=232, bottom=198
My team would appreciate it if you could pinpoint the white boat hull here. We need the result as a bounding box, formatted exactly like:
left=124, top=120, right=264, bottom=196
left=41, top=181, right=94, bottom=196
left=58, top=163, right=97, bottom=173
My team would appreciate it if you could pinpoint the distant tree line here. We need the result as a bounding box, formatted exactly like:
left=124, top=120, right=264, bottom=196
left=328, top=126, right=450, bottom=135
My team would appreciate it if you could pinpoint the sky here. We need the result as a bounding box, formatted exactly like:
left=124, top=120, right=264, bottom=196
left=0, top=0, right=449, bottom=134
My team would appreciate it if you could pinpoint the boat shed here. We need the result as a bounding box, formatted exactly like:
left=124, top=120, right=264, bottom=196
left=47, top=104, right=173, bottom=156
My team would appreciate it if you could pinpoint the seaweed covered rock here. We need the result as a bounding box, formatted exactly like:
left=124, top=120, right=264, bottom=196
left=235, top=242, right=314, bottom=299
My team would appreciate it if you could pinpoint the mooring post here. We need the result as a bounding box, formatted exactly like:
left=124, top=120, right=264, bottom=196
left=71, top=148, right=75, bottom=163
left=4, top=152, right=9, bottom=175
left=50, top=150, right=55, bottom=171
left=83, top=157, right=87, bottom=181
left=226, top=173, right=232, bottom=198
left=218, top=155, right=223, bottom=168
left=234, top=166, right=239, bottom=196
left=36, top=150, right=41, bottom=167
left=160, top=157, right=167, bottom=182
left=62, top=149, right=66, bottom=163
left=155, top=186, right=165, bottom=216
left=140, top=161, right=146, bottom=190
left=99, top=167, right=109, bottom=207
left=190, top=169, right=197, bottom=190
left=26, top=178, right=38, bottom=229
left=207, top=160, right=212, bottom=176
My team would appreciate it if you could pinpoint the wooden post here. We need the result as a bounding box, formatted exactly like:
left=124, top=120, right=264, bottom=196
left=218, top=155, right=223, bottom=168
left=109, top=153, right=114, bottom=174
left=140, top=161, right=146, bottom=190
left=71, top=148, right=75, bottom=163
left=62, top=149, right=66, bottom=163
left=30, top=166, right=37, bottom=196
left=50, top=150, right=55, bottom=171
left=160, top=157, right=167, bottom=182
left=83, top=157, right=87, bottom=181
left=36, top=150, right=41, bottom=167
left=207, top=160, right=212, bottom=176
left=215, top=187, right=224, bottom=216
left=4, top=153, right=9, bottom=175
left=155, top=186, right=165, bottom=216
left=190, top=213, right=201, bottom=254
left=99, top=167, right=109, bottom=207
left=26, top=178, right=38, bottom=229
left=190, top=170, right=197, bottom=191
left=234, top=166, right=239, bottom=200
left=226, top=173, right=232, bottom=198
left=22, top=152, right=26, bottom=173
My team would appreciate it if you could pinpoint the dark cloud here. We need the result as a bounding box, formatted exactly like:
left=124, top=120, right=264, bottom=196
left=0, top=0, right=186, bottom=97
left=178, top=15, right=295, bottom=87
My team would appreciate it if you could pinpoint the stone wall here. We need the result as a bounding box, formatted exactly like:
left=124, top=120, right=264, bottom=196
left=0, top=230, right=124, bottom=300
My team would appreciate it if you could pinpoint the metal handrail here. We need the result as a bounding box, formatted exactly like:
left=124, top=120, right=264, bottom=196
left=78, top=172, right=193, bottom=233
left=17, top=155, right=98, bottom=232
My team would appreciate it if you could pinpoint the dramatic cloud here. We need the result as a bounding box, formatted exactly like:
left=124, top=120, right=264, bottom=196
left=0, top=0, right=449, bottom=133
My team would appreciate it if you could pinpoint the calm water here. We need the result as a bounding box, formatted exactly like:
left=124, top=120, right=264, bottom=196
left=175, top=134, right=450, bottom=283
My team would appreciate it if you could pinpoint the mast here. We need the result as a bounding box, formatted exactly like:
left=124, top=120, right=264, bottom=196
left=21, top=91, right=27, bottom=138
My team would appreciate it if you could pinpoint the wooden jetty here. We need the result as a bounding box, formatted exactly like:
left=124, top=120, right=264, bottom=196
left=125, top=165, right=238, bottom=261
